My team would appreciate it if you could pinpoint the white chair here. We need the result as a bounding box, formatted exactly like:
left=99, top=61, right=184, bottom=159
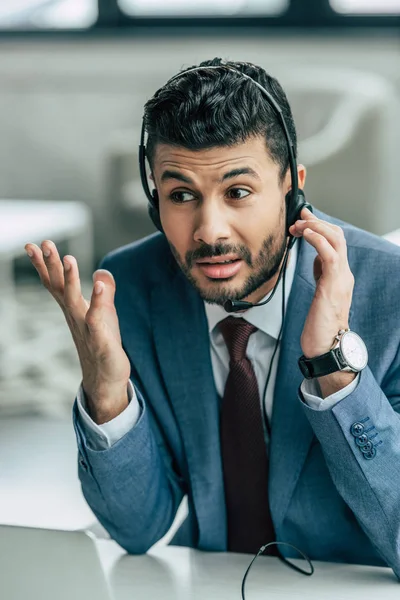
left=278, top=66, right=400, bottom=236
left=383, top=229, right=400, bottom=246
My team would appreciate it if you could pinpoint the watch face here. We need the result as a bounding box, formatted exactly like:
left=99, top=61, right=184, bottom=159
left=340, top=331, right=368, bottom=371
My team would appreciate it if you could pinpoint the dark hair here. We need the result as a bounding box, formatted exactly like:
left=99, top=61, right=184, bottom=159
left=143, top=57, right=297, bottom=183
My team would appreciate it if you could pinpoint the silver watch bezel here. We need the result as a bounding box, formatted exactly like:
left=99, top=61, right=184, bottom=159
left=337, top=330, right=368, bottom=372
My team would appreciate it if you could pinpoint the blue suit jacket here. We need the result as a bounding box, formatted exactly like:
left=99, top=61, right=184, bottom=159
left=73, top=209, right=400, bottom=576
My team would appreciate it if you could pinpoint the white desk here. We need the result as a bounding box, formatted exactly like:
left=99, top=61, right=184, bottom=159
left=0, top=199, right=93, bottom=270
left=0, top=415, right=185, bottom=540
left=95, top=542, right=399, bottom=600
left=0, top=416, right=96, bottom=531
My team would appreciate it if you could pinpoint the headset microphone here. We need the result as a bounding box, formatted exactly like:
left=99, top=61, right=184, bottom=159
left=138, top=63, right=314, bottom=313
left=223, top=195, right=313, bottom=313
left=223, top=236, right=292, bottom=314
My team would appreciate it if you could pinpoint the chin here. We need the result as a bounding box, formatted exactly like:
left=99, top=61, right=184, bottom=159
left=199, top=283, right=247, bottom=306
left=187, top=267, right=248, bottom=303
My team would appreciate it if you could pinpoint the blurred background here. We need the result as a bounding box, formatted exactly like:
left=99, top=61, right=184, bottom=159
left=0, top=0, right=399, bottom=541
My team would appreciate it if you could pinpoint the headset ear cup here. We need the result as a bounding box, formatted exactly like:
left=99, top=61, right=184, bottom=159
left=148, top=190, right=163, bottom=232
left=148, top=205, right=163, bottom=232
left=286, top=189, right=311, bottom=235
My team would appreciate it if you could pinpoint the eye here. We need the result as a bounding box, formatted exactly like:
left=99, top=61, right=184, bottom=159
left=227, top=188, right=251, bottom=200
left=169, top=190, right=196, bottom=203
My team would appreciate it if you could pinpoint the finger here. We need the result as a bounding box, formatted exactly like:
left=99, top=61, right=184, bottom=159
left=300, top=206, right=318, bottom=221
left=296, top=209, right=341, bottom=236
left=85, top=269, right=117, bottom=334
left=63, top=255, right=89, bottom=320
left=302, top=228, right=340, bottom=272
left=40, top=240, right=65, bottom=297
left=290, top=219, right=346, bottom=255
left=25, top=243, right=51, bottom=290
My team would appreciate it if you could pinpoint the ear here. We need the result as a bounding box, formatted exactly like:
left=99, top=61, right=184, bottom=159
left=283, top=163, right=307, bottom=192
left=297, top=164, right=306, bottom=189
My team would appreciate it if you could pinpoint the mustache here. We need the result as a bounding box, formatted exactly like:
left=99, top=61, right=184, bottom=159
left=186, top=243, right=252, bottom=268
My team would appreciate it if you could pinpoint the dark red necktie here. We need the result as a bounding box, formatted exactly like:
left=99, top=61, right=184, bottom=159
left=219, top=316, right=275, bottom=554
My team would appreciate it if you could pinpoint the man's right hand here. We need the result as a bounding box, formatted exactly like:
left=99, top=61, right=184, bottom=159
left=25, top=240, right=131, bottom=424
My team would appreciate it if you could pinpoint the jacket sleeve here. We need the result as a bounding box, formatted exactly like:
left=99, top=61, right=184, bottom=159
left=72, top=385, right=186, bottom=554
left=301, top=363, right=400, bottom=579
left=76, top=380, right=141, bottom=450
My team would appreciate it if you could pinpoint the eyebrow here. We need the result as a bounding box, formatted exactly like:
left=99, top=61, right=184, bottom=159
left=160, top=166, right=261, bottom=185
left=219, top=167, right=261, bottom=183
left=160, top=170, right=193, bottom=184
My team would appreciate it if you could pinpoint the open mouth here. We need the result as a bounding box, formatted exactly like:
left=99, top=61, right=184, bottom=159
left=200, top=259, right=239, bottom=264
left=196, top=258, right=243, bottom=279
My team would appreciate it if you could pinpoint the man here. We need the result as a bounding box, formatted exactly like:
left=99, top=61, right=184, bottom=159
left=25, top=58, right=400, bottom=576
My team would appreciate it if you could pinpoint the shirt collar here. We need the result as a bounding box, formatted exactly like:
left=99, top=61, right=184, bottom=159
left=204, top=240, right=299, bottom=340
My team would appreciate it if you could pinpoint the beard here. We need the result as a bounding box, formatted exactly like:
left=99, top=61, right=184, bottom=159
left=168, top=220, right=288, bottom=307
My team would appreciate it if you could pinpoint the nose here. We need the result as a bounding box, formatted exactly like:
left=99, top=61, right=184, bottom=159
left=193, top=199, right=231, bottom=246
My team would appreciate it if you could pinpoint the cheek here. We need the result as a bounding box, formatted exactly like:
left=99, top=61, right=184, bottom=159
left=161, top=211, right=192, bottom=257
left=235, top=210, right=270, bottom=249
left=242, top=197, right=284, bottom=238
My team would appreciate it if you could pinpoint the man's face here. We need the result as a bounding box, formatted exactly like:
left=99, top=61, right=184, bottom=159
left=152, top=135, right=305, bottom=306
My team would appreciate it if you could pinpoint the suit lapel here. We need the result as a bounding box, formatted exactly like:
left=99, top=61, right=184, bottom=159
left=269, top=231, right=355, bottom=532
left=150, top=268, right=227, bottom=550
left=269, top=238, right=317, bottom=532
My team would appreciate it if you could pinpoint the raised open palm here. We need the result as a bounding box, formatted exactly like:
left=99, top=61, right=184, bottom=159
left=24, top=240, right=131, bottom=422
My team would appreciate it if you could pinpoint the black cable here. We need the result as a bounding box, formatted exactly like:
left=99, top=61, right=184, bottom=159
left=261, top=238, right=288, bottom=436
left=241, top=242, right=315, bottom=598
left=241, top=541, right=314, bottom=599
left=224, top=233, right=294, bottom=312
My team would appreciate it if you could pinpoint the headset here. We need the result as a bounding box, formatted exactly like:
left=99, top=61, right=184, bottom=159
left=138, top=63, right=313, bottom=313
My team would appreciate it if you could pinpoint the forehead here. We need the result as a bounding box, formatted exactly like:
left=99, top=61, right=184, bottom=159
left=152, top=135, right=276, bottom=176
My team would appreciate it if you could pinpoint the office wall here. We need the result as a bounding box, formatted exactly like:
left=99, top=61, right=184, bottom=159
left=0, top=33, right=399, bottom=262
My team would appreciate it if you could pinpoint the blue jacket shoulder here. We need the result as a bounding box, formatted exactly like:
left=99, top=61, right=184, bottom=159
left=97, top=233, right=175, bottom=284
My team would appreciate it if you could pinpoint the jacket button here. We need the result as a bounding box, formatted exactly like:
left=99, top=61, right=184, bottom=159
left=355, top=434, right=369, bottom=447
left=351, top=422, right=364, bottom=437
left=79, top=457, right=88, bottom=471
left=363, top=447, right=377, bottom=460
left=360, top=441, right=374, bottom=453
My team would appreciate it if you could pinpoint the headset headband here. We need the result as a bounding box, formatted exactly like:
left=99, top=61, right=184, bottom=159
left=139, top=64, right=298, bottom=208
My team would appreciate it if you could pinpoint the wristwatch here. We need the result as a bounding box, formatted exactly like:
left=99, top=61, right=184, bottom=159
left=298, top=329, right=368, bottom=380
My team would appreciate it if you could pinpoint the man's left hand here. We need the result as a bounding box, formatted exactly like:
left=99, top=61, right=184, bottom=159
left=289, top=207, right=356, bottom=396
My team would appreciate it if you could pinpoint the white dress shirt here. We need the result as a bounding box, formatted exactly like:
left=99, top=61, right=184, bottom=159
left=77, top=240, right=359, bottom=450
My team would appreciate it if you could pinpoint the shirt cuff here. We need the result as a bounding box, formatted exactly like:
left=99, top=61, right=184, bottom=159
left=301, top=373, right=360, bottom=411
left=76, top=379, right=141, bottom=450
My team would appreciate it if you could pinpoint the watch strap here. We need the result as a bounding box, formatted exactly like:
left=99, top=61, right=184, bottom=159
left=298, top=349, right=344, bottom=380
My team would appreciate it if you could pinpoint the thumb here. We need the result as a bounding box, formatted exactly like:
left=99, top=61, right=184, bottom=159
left=92, top=269, right=117, bottom=307
left=85, top=269, right=117, bottom=334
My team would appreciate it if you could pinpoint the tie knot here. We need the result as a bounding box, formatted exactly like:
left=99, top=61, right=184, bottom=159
left=219, top=317, right=258, bottom=362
